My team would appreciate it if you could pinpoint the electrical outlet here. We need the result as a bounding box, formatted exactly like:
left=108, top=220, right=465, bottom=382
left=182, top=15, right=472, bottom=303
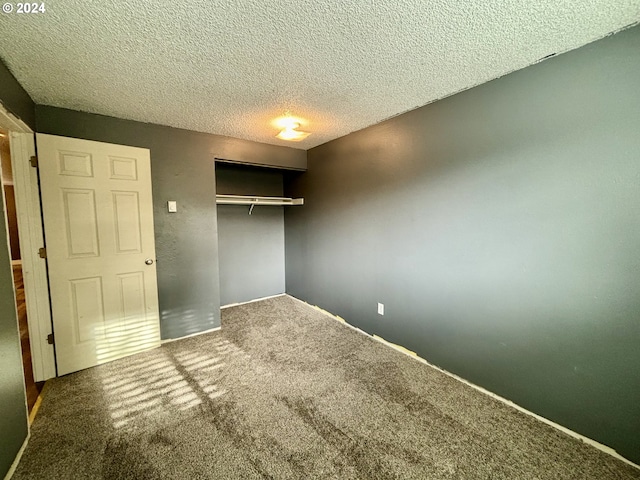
left=377, top=303, right=384, bottom=315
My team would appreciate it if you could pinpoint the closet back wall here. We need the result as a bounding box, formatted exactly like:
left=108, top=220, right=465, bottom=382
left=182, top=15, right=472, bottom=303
left=216, top=163, right=286, bottom=305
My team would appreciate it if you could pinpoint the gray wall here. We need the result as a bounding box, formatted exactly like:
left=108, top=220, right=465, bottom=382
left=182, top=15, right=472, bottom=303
left=0, top=58, right=35, bottom=129
left=0, top=199, right=28, bottom=480
left=36, top=106, right=303, bottom=339
left=285, top=26, right=640, bottom=463
left=0, top=59, right=30, bottom=478
left=216, top=164, right=285, bottom=305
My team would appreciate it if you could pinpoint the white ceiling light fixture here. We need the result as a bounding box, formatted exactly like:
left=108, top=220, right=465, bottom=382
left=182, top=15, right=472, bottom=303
left=276, top=122, right=311, bottom=141
left=275, top=116, right=311, bottom=142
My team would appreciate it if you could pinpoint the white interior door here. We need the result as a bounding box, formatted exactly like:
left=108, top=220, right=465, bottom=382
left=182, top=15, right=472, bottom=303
left=37, top=134, right=161, bottom=376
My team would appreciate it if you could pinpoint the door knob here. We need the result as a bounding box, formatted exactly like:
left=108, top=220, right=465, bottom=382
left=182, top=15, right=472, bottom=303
left=145, top=258, right=154, bottom=265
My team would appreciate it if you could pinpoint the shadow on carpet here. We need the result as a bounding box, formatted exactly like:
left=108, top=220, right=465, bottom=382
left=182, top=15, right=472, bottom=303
left=13, top=295, right=640, bottom=479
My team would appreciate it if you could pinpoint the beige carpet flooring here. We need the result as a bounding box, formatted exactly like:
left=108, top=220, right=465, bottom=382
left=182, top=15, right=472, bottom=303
left=12, top=295, right=640, bottom=479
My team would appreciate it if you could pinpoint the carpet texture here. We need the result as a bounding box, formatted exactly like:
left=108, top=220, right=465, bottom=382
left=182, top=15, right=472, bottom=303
left=13, top=295, right=640, bottom=479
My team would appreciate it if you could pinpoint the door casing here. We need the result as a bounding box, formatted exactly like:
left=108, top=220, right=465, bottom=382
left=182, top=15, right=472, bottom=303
left=0, top=104, right=56, bottom=382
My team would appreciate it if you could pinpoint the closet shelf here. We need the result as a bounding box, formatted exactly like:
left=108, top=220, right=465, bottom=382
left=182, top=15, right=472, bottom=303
left=216, top=194, right=304, bottom=214
left=216, top=194, right=304, bottom=206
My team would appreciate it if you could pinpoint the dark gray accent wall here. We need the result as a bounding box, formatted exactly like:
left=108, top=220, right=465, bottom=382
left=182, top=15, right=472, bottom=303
left=36, top=106, right=300, bottom=339
left=0, top=58, right=31, bottom=478
left=0, top=200, right=28, bottom=477
left=0, top=58, right=35, bottom=129
left=285, top=26, right=640, bottom=463
left=216, top=164, right=285, bottom=305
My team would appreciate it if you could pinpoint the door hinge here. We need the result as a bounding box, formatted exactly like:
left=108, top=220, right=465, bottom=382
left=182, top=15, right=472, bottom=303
left=38, top=247, right=47, bottom=259
left=30, top=155, right=38, bottom=168
left=47, top=333, right=54, bottom=345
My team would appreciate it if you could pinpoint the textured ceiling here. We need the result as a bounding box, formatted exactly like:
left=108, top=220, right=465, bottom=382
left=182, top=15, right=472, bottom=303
left=0, top=1, right=638, bottom=150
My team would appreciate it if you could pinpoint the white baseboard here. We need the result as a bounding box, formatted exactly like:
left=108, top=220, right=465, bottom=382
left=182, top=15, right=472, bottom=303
left=221, top=293, right=286, bottom=309
left=161, top=326, right=221, bottom=345
left=162, top=293, right=287, bottom=343
left=4, top=432, right=29, bottom=480
left=286, top=294, right=640, bottom=471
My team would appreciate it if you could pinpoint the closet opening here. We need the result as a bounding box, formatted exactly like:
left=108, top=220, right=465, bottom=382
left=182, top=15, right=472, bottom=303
left=215, top=162, right=292, bottom=307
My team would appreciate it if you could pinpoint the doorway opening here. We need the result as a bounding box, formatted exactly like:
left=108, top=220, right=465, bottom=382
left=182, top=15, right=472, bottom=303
left=0, top=127, right=44, bottom=413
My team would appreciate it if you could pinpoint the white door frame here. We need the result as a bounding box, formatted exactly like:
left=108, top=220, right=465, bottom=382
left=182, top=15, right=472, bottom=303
left=0, top=103, right=56, bottom=381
